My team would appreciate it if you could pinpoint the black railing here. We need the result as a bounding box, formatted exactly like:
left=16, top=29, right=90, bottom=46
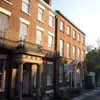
left=0, top=37, right=17, bottom=49
left=16, top=40, right=43, bottom=53
left=0, top=38, right=55, bottom=57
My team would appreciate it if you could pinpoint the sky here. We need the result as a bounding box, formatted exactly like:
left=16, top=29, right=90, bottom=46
left=53, top=0, right=100, bottom=47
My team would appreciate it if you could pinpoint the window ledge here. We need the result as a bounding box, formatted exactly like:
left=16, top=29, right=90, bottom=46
left=37, top=19, right=44, bottom=24
left=21, top=10, right=31, bottom=16
left=49, top=25, right=55, bottom=29
left=3, top=0, right=13, bottom=5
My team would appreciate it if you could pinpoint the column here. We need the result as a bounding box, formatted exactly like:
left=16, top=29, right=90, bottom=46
left=18, top=63, right=23, bottom=100
left=30, top=64, right=37, bottom=95
left=41, top=61, right=47, bottom=99
left=2, top=60, right=6, bottom=91
left=36, top=64, right=41, bottom=100
left=74, top=70, right=77, bottom=88
left=10, top=68, right=17, bottom=98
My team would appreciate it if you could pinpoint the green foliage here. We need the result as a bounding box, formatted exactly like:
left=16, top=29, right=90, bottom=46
left=86, top=48, right=100, bottom=72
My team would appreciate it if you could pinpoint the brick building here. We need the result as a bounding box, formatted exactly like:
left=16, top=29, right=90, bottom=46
left=0, top=0, right=86, bottom=100
left=0, top=0, right=55, bottom=100
left=55, top=11, right=86, bottom=88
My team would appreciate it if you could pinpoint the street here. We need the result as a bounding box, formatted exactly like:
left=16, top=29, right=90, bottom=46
left=72, top=89, right=100, bottom=100
left=82, top=91, right=100, bottom=100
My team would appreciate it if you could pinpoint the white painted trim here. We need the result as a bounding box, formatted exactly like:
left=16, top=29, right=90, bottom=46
left=48, top=32, right=54, bottom=36
left=20, top=18, right=30, bottom=25
left=36, top=26, right=44, bottom=31
left=49, top=11, right=55, bottom=17
left=38, top=4, right=45, bottom=10
left=3, top=0, right=13, bottom=5
left=0, top=7, right=11, bottom=16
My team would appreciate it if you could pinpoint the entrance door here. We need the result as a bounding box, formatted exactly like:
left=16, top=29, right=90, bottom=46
left=23, top=68, right=30, bottom=95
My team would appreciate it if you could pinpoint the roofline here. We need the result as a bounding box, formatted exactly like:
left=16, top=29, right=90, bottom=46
left=56, top=10, right=86, bottom=36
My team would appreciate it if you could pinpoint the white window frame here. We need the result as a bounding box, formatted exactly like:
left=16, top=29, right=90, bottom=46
left=0, top=13, right=9, bottom=35
left=73, top=30, right=76, bottom=39
left=78, top=48, right=81, bottom=59
left=48, top=35, right=53, bottom=48
left=36, top=29, right=43, bottom=45
left=73, top=46, right=76, bottom=59
left=60, top=21, right=64, bottom=32
left=19, top=22, right=28, bottom=41
left=0, top=7, right=11, bottom=16
left=67, top=26, right=70, bottom=35
left=49, top=15, right=53, bottom=27
left=78, top=33, right=81, bottom=42
left=22, top=0, right=30, bottom=14
left=60, top=40, right=64, bottom=56
left=38, top=7, right=44, bottom=22
left=67, top=43, right=70, bottom=58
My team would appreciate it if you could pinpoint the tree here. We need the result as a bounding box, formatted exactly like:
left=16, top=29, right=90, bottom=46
left=86, top=48, right=100, bottom=72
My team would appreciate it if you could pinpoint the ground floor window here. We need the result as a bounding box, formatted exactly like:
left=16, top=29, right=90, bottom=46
left=59, top=64, right=64, bottom=83
left=46, top=62, right=53, bottom=86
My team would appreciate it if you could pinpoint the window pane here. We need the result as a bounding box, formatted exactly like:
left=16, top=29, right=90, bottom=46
left=60, top=21, right=64, bottom=32
left=0, top=13, right=8, bottom=34
left=60, top=40, right=64, bottom=56
left=49, top=16, right=53, bottom=27
left=22, top=0, right=30, bottom=13
left=67, top=43, right=71, bottom=58
left=73, top=30, right=76, bottom=39
left=19, top=23, right=28, bottom=40
left=36, top=30, right=42, bottom=45
left=48, top=35, right=53, bottom=48
left=67, top=26, right=70, bottom=35
left=73, top=46, right=76, bottom=59
left=78, top=48, right=80, bottom=58
left=38, top=8, right=44, bottom=21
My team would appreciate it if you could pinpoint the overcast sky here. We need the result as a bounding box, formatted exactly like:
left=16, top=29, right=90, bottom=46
left=53, top=0, right=100, bottom=47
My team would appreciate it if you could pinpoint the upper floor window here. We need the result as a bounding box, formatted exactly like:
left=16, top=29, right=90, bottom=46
left=60, top=40, right=64, bottom=56
left=67, top=26, right=71, bottom=35
left=67, top=43, right=71, bottom=58
left=60, top=21, right=64, bottom=32
left=19, top=22, right=28, bottom=41
left=48, top=35, right=53, bottom=48
left=38, top=7, right=44, bottom=21
left=49, top=15, right=54, bottom=27
left=36, top=30, right=43, bottom=45
left=78, top=48, right=81, bottom=59
left=22, top=0, right=30, bottom=14
left=78, top=33, right=81, bottom=42
left=72, top=30, right=76, bottom=39
left=73, top=46, right=76, bottom=59
left=0, top=13, right=8, bottom=35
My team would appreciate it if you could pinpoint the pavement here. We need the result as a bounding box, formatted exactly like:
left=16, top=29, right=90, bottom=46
left=72, top=89, right=100, bottom=100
